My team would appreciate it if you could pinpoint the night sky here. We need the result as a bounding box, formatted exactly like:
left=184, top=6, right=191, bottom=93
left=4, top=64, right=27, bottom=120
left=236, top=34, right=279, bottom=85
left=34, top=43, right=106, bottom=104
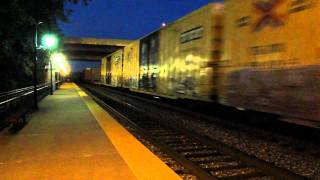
left=59, top=0, right=221, bottom=72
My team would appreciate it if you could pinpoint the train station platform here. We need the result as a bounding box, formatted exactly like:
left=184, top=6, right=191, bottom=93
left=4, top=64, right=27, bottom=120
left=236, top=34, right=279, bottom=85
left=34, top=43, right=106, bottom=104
left=0, top=83, right=180, bottom=180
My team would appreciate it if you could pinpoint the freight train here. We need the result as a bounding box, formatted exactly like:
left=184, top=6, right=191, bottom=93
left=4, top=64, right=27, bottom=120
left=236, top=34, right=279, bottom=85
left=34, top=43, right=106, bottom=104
left=84, top=68, right=101, bottom=83
left=97, top=1, right=320, bottom=128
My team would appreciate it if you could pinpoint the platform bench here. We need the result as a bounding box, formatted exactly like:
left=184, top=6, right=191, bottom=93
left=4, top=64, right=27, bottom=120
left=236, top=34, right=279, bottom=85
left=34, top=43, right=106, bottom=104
left=5, top=108, right=29, bottom=130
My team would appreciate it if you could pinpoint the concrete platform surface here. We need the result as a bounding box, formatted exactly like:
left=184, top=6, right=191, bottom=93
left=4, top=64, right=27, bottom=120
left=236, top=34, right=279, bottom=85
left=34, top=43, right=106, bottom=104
left=0, top=83, right=180, bottom=180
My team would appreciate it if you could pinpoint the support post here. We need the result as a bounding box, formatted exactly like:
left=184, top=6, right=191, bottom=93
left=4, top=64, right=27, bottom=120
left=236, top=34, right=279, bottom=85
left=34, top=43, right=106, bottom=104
left=50, top=58, right=53, bottom=95
left=33, top=24, right=39, bottom=110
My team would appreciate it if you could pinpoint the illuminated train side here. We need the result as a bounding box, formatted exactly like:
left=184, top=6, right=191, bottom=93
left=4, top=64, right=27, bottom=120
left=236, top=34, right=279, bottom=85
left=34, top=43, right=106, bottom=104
left=100, top=1, right=320, bottom=128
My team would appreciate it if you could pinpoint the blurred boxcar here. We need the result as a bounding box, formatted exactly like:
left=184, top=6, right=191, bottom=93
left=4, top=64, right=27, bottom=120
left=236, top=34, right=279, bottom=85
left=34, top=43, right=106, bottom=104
left=157, top=3, right=223, bottom=101
left=107, top=49, right=123, bottom=87
left=221, top=0, right=320, bottom=126
left=100, top=57, right=107, bottom=84
left=123, top=41, right=140, bottom=89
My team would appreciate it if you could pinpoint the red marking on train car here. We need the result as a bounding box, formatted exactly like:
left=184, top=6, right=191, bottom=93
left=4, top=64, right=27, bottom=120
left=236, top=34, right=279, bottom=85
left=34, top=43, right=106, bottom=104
left=252, top=0, right=287, bottom=31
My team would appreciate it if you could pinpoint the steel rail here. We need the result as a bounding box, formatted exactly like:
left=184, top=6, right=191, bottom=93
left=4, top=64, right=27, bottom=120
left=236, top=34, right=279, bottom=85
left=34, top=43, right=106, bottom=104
left=81, top=84, right=307, bottom=180
left=81, top=86, right=215, bottom=180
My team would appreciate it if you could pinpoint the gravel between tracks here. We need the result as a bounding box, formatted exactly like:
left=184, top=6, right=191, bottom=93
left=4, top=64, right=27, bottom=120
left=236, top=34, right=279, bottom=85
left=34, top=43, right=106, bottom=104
left=88, top=86, right=320, bottom=179
left=174, top=117, right=320, bottom=179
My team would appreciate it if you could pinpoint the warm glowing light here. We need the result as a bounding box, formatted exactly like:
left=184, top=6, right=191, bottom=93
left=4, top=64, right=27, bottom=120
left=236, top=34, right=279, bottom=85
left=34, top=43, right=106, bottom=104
left=236, top=107, right=246, bottom=111
left=51, top=53, right=70, bottom=76
left=186, top=54, right=194, bottom=63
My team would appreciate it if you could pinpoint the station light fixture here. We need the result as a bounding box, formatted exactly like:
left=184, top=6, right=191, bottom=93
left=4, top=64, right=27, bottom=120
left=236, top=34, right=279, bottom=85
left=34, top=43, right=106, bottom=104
left=41, top=34, right=59, bottom=50
left=51, top=52, right=71, bottom=76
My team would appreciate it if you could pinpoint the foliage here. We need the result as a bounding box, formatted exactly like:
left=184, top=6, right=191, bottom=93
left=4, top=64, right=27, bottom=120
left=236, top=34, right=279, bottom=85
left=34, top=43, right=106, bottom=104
left=0, top=0, right=90, bottom=92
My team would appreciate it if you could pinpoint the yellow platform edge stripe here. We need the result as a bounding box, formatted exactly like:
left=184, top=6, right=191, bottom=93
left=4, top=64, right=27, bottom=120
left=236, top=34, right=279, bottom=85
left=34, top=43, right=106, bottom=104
left=74, top=84, right=182, bottom=180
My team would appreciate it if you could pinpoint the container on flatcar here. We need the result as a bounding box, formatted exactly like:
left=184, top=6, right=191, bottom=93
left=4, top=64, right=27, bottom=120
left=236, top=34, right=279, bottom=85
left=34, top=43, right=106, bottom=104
left=107, top=49, right=124, bottom=87
left=83, top=68, right=92, bottom=82
left=123, top=41, right=140, bottom=89
left=221, top=0, right=320, bottom=126
left=83, top=67, right=100, bottom=83
left=158, top=3, right=224, bottom=101
left=91, top=67, right=101, bottom=83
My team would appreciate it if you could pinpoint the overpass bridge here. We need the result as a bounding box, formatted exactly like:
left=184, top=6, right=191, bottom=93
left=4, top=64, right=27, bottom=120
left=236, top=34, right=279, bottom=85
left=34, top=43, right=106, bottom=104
left=61, top=37, right=132, bottom=61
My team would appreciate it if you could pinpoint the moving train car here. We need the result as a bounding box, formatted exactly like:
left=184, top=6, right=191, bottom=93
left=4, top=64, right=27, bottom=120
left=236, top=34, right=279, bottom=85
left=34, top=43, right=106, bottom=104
left=123, top=41, right=140, bottom=89
left=157, top=4, right=223, bottom=101
left=100, top=2, right=320, bottom=127
left=104, top=3, right=223, bottom=100
left=220, top=0, right=320, bottom=127
left=101, top=49, right=123, bottom=86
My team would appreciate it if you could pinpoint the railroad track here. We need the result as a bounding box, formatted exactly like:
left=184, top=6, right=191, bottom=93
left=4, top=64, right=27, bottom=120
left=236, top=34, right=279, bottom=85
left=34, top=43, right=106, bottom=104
left=80, top=84, right=306, bottom=180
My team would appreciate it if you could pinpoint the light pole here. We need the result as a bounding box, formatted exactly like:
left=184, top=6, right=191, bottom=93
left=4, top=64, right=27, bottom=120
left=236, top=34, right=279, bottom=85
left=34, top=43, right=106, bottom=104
left=50, top=53, right=53, bottom=95
left=42, top=34, right=58, bottom=95
left=33, top=22, right=58, bottom=110
left=33, top=21, right=43, bottom=110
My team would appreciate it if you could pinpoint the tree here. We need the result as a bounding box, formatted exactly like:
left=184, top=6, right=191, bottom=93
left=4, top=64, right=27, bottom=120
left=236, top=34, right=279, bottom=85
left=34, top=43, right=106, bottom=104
left=0, top=0, right=90, bottom=92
